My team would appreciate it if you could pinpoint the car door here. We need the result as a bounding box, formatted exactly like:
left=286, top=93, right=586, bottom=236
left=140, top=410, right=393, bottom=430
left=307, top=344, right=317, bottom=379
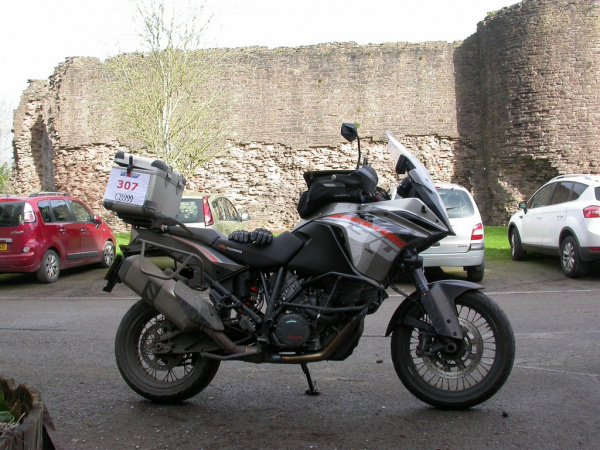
left=522, top=183, right=556, bottom=246
left=541, top=181, right=571, bottom=248
left=47, top=199, right=80, bottom=262
left=69, top=200, right=101, bottom=262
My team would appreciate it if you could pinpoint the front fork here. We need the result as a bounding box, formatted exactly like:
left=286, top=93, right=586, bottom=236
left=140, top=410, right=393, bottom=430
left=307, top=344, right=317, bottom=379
left=387, top=250, right=478, bottom=347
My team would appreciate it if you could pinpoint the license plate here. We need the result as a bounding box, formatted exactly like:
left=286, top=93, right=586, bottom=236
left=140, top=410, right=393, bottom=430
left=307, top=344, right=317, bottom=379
left=103, top=168, right=151, bottom=206
left=0, top=243, right=7, bottom=251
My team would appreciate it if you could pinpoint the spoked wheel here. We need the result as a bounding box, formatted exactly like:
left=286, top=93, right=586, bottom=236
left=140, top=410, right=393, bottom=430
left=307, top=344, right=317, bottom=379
left=391, top=291, right=515, bottom=409
left=115, top=300, right=220, bottom=403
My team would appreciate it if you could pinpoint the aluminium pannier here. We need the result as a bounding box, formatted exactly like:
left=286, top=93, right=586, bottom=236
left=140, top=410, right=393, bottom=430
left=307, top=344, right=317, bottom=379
left=103, top=151, right=186, bottom=227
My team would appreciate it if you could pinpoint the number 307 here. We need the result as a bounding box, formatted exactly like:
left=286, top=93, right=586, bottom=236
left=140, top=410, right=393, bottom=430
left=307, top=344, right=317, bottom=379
left=116, top=180, right=139, bottom=191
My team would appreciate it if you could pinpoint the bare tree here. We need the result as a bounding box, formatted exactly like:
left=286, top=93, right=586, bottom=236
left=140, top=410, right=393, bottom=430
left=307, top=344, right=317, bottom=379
left=0, top=99, right=13, bottom=193
left=108, top=0, right=230, bottom=178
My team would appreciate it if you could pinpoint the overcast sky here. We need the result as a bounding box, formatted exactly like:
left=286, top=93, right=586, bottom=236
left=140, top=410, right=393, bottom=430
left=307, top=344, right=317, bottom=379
left=0, top=0, right=522, bottom=108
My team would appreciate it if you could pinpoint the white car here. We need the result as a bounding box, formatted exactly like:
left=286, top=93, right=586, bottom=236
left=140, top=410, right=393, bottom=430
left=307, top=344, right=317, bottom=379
left=508, top=174, right=600, bottom=278
left=392, top=183, right=485, bottom=281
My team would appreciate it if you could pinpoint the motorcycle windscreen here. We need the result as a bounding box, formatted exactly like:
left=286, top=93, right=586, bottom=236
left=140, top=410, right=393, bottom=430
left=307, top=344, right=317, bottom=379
left=386, top=131, right=454, bottom=235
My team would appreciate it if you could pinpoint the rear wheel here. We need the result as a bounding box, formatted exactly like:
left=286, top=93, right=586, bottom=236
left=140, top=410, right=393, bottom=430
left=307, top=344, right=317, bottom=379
left=390, top=291, right=515, bottom=409
left=509, top=228, right=527, bottom=261
left=115, top=300, right=221, bottom=403
left=466, top=262, right=485, bottom=282
left=100, top=240, right=115, bottom=268
left=36, top=249, right=60, bottom=283
left=560, top=236, right=588, bottom=278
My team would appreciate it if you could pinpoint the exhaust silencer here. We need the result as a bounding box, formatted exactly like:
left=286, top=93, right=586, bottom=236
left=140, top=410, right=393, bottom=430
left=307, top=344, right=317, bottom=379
left=118, top=255, right=224, bottom=332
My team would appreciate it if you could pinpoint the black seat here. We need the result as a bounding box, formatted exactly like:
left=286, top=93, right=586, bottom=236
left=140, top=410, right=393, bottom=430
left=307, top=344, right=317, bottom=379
left=167, top=226, right=223, bottom=246
left=212, top=232, right=304, bottom=269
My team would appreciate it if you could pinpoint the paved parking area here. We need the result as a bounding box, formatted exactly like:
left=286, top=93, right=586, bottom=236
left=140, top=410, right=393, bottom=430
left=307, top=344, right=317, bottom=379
left=1, top=258, right=599, bottom=449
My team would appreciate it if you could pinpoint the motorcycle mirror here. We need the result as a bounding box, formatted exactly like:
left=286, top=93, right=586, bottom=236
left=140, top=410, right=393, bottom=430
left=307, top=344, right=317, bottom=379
left=395, top=155, right=411, bottom=174
left=341, top=123, right=358, bottom=142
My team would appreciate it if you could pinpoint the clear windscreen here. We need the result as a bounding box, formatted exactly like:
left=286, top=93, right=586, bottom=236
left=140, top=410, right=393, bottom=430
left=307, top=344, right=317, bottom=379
left=386, top=131, right=454, bottom=234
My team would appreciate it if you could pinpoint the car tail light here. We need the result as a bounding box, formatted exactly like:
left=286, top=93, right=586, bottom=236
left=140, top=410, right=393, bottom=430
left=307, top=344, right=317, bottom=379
left=471, top=223, right=484, bottom=241
left=583, top=205, right=600, bottom=218
left=23, top=203, right=35, bottom=223
left=202, top=196, right=214, bottom=226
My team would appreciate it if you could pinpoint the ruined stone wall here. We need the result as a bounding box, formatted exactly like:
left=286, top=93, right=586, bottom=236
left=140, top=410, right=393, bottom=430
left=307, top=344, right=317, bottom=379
left=11, top=0, right=600, bottom=231
left=477, top=0, right=600, bottom=224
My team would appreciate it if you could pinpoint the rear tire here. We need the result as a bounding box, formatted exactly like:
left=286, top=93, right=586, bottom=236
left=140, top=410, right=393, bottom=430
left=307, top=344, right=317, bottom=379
left=36, top=249, right=60, bottom=283
left=466, top=262, right=485, bottom=282
left=100, top=240, right=115, bottom=268
left=560, top=236, right=588, bottom=278
left=509, top=228, right=527, bottom=261
left=390, top=291, right=515, bottom=409
left=115, top=300, right=221, bottom=403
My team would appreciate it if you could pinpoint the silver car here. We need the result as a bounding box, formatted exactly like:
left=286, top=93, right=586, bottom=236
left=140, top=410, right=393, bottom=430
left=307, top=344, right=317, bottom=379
left=419, top=183, right=485, bottom=281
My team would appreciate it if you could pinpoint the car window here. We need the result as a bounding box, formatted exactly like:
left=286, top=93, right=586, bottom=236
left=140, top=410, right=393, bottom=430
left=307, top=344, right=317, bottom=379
left=38, top=200, right=53, bottom=222
left=223, top=199, right=241, bottom=221
left=0, top=202, right=24, bottom=226
left=528, top=183, right=555, bottom=209
left=550, top=182, right=572, bottom=205
left=437, top=189, right=474, bottom=218
left=212, top=198, right=227, bottom=221
left=70, top=200, right=93, bottom=222
left=50, top=199, right=71, bottom=222
left=178, top=199, right=204, bottom=223
left=571, top=182, right=587, bottom=201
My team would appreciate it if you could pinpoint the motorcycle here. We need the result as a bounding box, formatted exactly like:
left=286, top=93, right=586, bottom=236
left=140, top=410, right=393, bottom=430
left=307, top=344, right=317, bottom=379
left=103, top=123, right=515, bottom=410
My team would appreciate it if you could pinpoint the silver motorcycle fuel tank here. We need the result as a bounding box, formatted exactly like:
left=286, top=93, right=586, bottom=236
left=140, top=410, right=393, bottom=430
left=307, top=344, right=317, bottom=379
left=294, top=199, right=449, bottom=282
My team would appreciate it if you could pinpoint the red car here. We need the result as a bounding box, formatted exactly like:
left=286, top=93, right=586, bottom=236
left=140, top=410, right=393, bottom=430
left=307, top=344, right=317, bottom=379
left=0, top=192, right=116, bottom=283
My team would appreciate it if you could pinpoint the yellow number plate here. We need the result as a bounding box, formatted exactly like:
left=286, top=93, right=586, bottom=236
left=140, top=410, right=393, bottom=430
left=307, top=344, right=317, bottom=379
left=0, top=243, right=7, bottom=251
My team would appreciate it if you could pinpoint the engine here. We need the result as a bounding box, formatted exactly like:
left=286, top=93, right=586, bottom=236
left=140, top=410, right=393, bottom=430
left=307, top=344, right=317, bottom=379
left=268, top=271, right=382, bottom=354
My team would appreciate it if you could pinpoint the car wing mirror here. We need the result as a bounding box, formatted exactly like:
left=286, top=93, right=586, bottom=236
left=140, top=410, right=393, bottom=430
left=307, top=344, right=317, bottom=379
left=518, top=201, right=528, bottom=213
left=241, top=213, right=250, bottom=221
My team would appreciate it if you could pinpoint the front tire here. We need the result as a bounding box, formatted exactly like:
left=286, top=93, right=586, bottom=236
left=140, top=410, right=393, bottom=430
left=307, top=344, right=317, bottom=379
left=100, top=240, right=115, bottom=268
left=560, top=236, right=588, bottom=278
left=509, top=228, right=527, bottom=261
left=115, top=300, right=221, bottom=403
left=391, top=291, right=515, bottom=409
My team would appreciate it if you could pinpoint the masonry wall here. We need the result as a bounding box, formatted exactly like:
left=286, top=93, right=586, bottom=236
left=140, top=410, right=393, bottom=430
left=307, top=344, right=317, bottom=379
left=11, top=0, right=600, bottom=232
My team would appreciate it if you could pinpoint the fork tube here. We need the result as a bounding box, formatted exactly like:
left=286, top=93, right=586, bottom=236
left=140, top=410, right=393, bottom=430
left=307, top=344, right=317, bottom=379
left=408, top=266, right=430, bottom=297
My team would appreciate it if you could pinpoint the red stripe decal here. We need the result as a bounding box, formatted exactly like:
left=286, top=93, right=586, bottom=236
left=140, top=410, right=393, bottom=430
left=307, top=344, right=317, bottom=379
left=330, top=214, right=406, bottom=248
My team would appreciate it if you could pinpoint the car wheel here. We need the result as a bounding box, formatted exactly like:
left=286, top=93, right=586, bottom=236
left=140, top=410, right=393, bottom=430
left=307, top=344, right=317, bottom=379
left=466, top=262, right=485, bottom=282
left=560, top=236, right=588, bottom=278
left=36, top=249, right=60, bottom=283
left=509, top=228, right=527, bottom=261
left=100, top=240, right=116, bottom=268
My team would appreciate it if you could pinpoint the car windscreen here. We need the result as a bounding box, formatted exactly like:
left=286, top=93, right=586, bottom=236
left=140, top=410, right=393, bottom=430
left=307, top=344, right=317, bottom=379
left=177, top=199, right=205, bottom=224
left=437, top=189, right=474, bottom=218
left=0, top=201, right=24, bottom=226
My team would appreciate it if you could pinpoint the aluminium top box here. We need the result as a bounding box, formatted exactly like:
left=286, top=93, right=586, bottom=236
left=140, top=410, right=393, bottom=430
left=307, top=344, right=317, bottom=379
left=103, top=151, right=186, bottom=227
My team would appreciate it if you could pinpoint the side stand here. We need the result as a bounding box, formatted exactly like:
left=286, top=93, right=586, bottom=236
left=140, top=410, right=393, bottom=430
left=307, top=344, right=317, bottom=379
left=301, top=363, right=320, bottom=395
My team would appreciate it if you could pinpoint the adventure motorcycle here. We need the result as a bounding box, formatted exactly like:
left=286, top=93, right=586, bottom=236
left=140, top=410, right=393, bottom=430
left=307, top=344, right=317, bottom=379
left=104, top=123, right=515, bottom=410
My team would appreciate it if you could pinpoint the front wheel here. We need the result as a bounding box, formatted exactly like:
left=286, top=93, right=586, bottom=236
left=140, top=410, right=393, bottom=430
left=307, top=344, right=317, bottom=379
left=391, top=291, right=515, bottom=409
left=115, top=300, right=221, bottom=403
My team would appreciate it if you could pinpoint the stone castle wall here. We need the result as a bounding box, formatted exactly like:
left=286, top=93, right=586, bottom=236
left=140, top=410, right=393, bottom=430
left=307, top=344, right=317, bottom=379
left=11, top=0, right=600, bottom=232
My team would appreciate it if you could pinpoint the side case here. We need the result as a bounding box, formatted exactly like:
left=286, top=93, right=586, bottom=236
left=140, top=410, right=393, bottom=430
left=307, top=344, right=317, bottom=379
left=103, top=151, right=186, bottom=227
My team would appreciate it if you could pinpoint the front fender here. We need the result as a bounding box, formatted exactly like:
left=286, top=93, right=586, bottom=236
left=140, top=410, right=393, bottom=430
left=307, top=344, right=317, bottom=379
left=385, top=280, right=484, bottom=339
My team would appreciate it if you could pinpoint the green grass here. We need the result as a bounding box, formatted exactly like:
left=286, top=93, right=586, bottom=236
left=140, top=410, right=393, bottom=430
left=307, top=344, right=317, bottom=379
left=114, top=227, right=511, bottom=261
left=115, top=233, right=130, bottom=256
left=484, top=226, right=510, bottom=261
